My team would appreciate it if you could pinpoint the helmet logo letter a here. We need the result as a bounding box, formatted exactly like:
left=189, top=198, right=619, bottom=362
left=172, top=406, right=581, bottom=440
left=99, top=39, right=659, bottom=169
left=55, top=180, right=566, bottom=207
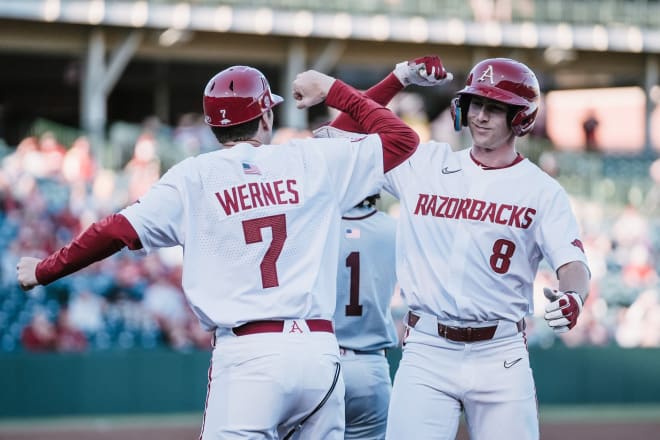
left=477, top=65, right=495, bottom=84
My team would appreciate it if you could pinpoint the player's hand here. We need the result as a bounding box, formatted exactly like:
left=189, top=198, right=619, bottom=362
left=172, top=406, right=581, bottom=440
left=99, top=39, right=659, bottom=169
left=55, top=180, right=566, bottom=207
left=292, top=70, right=337, bottom=109
left=543, top=288, right=583, bottom=334
left=393, top=55, right=453, bottom=87
left=16, top=257, right=42, bottom=291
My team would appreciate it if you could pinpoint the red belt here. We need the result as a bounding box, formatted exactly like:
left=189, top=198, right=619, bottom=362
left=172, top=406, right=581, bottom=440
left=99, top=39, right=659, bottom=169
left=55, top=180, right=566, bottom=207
left=232, top=319, right=334, bottom=336
left=407, top=312, right=525, bottom=342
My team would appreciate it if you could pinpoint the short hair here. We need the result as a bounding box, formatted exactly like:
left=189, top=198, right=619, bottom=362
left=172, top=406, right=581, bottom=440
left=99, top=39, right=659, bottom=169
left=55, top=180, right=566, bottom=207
left=211, top=117, right=261, bottom=145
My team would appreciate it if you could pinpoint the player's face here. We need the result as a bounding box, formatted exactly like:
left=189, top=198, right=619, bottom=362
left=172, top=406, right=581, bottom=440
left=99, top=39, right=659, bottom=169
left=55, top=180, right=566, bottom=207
left=467, top=96, right=515, bottom=150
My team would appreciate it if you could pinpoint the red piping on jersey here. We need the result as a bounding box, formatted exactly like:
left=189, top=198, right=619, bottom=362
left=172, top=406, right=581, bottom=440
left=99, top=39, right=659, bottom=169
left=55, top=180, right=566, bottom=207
left=325, top=78, right=417, bottom=173
left=469, top=151, right=524, bottom=170
left=342, top=209, right=378, bottom=221
left=36, top=213, right=142, bottom=285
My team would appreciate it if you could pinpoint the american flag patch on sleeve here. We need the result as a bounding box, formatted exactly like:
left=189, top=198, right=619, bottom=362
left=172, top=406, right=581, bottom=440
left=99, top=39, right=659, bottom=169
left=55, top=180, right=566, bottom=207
left=242, top=162, right=261, bottom=175
left=345, top=227, right=361, bottom=239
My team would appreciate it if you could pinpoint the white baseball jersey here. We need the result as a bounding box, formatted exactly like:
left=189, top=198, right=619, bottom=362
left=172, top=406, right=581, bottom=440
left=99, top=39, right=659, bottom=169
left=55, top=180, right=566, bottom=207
left=384, top=142, right=588, bottom=323
left=335, top=205, right=399, bottom=351
left=121, top=137, right=385, bottom=330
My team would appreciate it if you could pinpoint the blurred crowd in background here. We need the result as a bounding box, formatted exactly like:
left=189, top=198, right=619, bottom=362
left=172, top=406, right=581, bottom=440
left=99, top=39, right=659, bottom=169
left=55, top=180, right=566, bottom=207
left=0, top=100, right=659, bottom=354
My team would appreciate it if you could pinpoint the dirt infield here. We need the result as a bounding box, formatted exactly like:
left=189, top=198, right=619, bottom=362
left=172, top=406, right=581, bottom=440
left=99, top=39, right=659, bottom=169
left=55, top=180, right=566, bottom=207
left=1, top=407, right=659, bottom=440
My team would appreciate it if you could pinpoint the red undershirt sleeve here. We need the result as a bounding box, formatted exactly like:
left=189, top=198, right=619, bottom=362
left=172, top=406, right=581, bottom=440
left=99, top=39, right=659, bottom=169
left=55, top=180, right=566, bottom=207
left=325, top=78, right=417, bottom=172
left=35, top=213, right=143, bottom=286
left=364, top=73, right=406, bottom=105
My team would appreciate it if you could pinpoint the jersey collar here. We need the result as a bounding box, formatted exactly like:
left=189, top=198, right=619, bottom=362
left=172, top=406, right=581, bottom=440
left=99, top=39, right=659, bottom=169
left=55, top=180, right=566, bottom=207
left=470, top=151, right=524, bottom=170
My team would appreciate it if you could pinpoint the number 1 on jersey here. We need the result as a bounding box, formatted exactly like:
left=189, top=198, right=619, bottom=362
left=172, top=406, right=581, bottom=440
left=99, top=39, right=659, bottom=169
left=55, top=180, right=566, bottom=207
left=345, top=251, right=363, bottom=316
left=242, top=214, right=287, bottom=288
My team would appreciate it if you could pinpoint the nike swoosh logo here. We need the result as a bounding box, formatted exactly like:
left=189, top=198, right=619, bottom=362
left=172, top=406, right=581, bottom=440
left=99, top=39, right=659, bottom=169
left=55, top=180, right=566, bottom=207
left=441, top=167, right=461, bottom=174
left=504, top=358, right=523, bottom=368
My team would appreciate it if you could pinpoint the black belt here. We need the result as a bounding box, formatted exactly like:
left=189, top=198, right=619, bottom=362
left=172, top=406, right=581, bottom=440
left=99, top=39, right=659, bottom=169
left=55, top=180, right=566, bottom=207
left=407, top=312, right=525, bottom=342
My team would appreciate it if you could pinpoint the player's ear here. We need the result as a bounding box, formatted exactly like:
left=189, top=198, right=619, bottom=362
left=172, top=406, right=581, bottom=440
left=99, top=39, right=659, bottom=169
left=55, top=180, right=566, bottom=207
left=261, top=110, right=273, bottom=131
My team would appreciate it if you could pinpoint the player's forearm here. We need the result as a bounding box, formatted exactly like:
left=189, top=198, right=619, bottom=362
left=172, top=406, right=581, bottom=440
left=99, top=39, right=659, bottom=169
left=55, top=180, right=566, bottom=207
left=325, top=80, right=418, bottom=172
left=366, top=73, right=405, bottom=105
left=330, top=73, right=404, bottom=134
left=557, top=261, right=590, bottom=302
left=36, top=214, right=143, bottom=285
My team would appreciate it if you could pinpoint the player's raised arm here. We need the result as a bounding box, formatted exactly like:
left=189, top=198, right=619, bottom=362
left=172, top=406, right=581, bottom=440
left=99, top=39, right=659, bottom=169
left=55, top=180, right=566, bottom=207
left=329, top=55, right=453, bottom=136
left=293, top=70, right=419, bottom=172
left=16, top=213, right=142, bottom=290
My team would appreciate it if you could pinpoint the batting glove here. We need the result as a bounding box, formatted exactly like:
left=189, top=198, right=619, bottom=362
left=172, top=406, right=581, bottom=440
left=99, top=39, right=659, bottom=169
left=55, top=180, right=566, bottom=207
left=543, top=288, right=583, bottom=334
left=393, top=55, right=453, bottom=87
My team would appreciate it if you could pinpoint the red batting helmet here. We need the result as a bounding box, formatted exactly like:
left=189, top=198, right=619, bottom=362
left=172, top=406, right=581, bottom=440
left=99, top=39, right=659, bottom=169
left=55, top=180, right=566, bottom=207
left=203, top=66, right=283, bottom=127
left=450, top=58, right=540, bottom=136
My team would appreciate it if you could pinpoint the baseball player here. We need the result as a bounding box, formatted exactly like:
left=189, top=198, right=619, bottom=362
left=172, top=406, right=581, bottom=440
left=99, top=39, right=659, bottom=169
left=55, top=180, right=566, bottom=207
left=334, top=193, right=398, bottom=439
left=331, top=58, right=591, bottom=439
left=16, top=66, right=420, bottom=439
left=313, top=56, right=452, bottom=440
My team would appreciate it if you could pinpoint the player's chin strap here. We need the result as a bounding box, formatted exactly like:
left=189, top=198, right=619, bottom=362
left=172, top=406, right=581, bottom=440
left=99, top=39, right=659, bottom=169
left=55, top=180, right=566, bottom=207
left=283, top=362, right=341, bottom=440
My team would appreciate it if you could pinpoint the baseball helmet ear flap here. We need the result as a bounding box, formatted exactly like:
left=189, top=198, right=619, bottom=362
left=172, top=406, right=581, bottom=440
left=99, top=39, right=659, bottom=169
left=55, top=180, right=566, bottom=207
left=450, top=96, right=470, bottom=132
left=509, top=106, right=538, bottom=136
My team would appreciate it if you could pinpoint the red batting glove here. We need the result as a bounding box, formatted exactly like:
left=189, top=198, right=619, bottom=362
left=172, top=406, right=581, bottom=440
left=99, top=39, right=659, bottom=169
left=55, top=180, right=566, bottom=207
left=543, top=288, right=583, bottom=334
left=393, top=55, right=453, bottom=87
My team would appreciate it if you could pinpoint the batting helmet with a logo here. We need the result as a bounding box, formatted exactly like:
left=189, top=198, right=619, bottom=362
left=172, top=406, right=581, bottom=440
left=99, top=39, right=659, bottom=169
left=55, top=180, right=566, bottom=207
left=450, top=58, right=540, bottom=136
left=203, top=66, right=283, bottom=127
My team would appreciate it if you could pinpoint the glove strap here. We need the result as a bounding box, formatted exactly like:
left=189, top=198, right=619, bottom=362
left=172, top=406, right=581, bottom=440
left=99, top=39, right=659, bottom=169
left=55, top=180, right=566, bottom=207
left=393, top=61, right=411, bottom=86
left=564, top=291, right=584, bottom=308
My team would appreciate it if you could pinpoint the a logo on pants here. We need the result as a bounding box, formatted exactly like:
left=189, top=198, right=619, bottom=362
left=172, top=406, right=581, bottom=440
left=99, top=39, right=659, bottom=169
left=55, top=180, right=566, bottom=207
left=289, top=321, right=304, bottom=333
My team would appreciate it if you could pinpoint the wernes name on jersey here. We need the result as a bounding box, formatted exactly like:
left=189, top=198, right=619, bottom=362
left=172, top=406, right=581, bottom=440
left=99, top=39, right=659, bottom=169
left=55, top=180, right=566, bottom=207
left=215, top=179, right=300, bottom=216
left=413, top=193, right=536, bottom=229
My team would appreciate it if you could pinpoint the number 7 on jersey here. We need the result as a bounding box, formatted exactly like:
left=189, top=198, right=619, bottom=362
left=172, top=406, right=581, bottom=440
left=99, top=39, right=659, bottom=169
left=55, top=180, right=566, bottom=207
left=242, top=214, right=287, bottom=289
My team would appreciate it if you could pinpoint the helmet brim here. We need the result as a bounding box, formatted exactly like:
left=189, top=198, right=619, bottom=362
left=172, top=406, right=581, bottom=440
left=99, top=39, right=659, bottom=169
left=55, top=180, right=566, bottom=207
left=458, top=85, right=529, bottom=108
left=271, top=93, right=284, bottom=107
